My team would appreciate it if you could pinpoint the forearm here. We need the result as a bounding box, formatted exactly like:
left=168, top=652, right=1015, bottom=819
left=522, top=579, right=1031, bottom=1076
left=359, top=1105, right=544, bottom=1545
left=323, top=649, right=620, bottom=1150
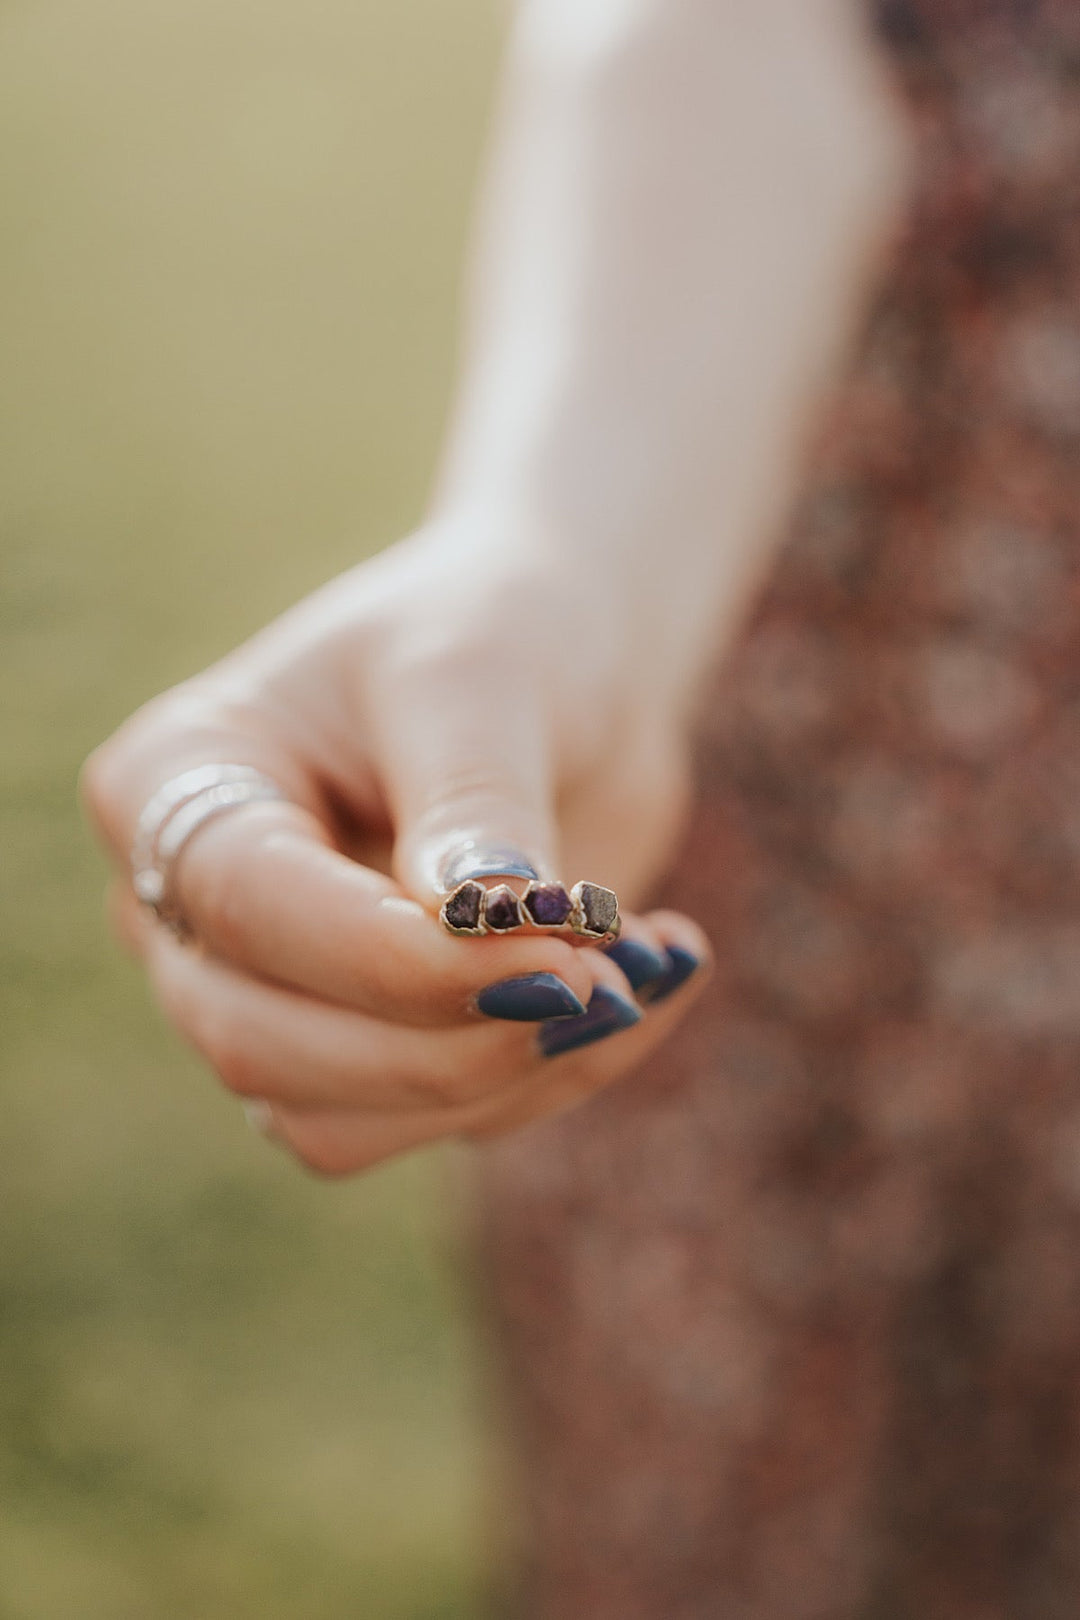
left=431, top=0, right=908, bottom=705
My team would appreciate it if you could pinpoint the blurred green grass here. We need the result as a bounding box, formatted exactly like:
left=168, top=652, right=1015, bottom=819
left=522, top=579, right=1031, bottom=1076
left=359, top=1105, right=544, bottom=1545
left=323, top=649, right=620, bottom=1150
left=0, top=3, right=505, bottom=1614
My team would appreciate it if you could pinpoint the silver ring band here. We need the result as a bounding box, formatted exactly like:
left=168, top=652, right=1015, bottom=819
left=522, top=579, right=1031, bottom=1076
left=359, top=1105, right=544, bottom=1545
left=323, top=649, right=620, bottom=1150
left=131, top=764, right=269, bottom=880
left=131, top=765, right=287, bottom=933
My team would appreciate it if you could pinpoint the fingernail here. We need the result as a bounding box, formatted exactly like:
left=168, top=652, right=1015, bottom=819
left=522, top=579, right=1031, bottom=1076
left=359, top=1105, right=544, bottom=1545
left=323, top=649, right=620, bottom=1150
left=242, top=1099, right=276, bottom=1138
left=475, top=972, right=586, bottom=1022
left=442, top=842, right=540, bottom=887
left=539, top=985, right=641, bottom=1058
left=604, top=937, right=669, bottom=994
left=640, top=945, right=701, bottom=1005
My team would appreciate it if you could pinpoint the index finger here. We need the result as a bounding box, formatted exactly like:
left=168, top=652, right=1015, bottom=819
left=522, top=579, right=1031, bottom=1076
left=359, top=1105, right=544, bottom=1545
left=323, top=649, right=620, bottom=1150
left=83, top=716, right=599, bottom=1027
left=151, top=800, right=598, bottom=1027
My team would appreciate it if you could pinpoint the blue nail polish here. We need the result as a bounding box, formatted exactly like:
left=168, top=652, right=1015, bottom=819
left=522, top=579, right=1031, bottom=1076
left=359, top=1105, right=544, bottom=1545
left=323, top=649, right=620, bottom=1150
left=539, top=985, right=641, bottom=1057
left=476, top=973, right=586, bottom=1023
left=604, top=937, right=669, bottom=994
left=641, top=945, right=700, bottom=1005
left=443, top=843, right=540, bottom=886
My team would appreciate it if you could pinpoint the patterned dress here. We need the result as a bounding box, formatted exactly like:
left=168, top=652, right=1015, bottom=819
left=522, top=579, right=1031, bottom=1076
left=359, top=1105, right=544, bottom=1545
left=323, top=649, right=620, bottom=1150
left=478, top=4, right=1080, bottom=1615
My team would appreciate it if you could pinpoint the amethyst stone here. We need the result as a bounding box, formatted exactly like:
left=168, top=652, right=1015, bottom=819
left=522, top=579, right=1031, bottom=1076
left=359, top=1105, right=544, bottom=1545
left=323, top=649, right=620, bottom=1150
left=572, top=881, right=619, bottom=937
left=441, top=880, right=485, bottom=934
left=523, top=881, right=573, bottom=928
left=483, top=884, right=524, bottom=931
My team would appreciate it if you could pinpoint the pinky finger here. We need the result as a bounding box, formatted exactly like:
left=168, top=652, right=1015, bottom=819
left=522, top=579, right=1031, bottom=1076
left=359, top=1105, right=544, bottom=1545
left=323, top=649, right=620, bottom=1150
left=249, top=1102, right=462, bottom=1178
left=251, top=1070, right=527, bottom=1176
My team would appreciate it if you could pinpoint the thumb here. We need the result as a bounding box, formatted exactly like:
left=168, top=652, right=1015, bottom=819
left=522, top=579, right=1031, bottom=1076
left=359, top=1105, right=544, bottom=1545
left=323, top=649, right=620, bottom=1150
left=370, top=644, right=562, bottom=911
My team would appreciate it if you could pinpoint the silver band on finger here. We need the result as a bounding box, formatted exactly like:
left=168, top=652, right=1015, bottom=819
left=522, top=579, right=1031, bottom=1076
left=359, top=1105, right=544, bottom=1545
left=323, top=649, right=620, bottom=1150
left=131, top=764, right=287, bottom=935
left=131, top=764, right=269, bottom=879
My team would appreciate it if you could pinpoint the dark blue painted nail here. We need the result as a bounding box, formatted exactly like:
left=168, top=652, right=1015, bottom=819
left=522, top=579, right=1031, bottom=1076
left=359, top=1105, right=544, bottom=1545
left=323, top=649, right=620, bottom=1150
left=604, top=937, right=669, bottom=994
left=641, top=945, right=701, bottom=1005
left=475, top=973, right=586, bottom=1023
left=539, top=985, right=641, bottom=1058
left=442, top=843, right=540, bottom=886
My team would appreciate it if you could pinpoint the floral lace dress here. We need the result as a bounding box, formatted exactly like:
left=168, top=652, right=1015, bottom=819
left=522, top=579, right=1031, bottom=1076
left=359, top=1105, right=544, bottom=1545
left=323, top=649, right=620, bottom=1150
left=477, top=4, right=1080, bottom=1615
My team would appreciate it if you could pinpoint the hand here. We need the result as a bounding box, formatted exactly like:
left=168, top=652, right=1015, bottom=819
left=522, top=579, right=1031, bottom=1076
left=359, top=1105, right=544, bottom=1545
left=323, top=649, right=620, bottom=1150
left=82, top=523, right=710, bottom=1175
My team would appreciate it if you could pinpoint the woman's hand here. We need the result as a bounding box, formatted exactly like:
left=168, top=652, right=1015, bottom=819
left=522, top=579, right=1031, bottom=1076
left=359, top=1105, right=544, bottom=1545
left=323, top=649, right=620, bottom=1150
left=81, top=523, right=710, bottom=1175
left=81, top=0, right=905, bottom=1176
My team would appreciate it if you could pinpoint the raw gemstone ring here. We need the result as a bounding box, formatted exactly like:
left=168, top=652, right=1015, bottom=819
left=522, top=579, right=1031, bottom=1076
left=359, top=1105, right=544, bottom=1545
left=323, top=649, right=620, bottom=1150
left=439, top=876, right=620, bottom=942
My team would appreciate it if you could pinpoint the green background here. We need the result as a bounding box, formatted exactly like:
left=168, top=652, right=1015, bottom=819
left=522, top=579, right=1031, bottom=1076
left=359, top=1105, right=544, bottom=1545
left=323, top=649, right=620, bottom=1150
left=1, top=3, right=506, bottom=1614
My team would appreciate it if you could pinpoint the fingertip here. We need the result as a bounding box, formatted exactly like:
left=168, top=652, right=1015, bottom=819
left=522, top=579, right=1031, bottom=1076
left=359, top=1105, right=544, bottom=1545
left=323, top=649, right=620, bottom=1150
left=639, top=909, right=712, bottom=1005
left=603, top=935, right=669, bottom=995
left=644, top=909, right=712, bottom=962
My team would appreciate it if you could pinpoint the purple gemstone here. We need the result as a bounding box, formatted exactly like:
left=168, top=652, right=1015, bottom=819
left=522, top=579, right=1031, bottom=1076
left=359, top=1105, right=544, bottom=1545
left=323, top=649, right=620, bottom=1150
left=442, top=880, right=484, bottom=933
left=524, top=882, right=573, bottom=927
left=483, top=884, right=524, bottom=931
left=574, top=882, right=619, bottom=936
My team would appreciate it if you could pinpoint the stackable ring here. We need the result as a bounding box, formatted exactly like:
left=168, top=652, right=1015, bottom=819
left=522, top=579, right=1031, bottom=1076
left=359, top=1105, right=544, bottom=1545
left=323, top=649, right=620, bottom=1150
left=440, top=877, right=621, bottom=942
left=131, top=764, right=287, bottom=936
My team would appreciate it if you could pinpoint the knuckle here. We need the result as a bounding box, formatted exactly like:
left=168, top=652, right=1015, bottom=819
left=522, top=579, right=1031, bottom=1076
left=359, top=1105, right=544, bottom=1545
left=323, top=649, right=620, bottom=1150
left=79, top=700, right=172, bottom=824
left=81, top=685, right=243, bottom=854
left=79, top=743, right=127, bottom=845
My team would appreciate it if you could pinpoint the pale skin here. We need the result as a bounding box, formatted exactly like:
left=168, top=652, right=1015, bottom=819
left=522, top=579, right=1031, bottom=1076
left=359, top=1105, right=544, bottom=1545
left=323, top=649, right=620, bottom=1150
left=82, top=0, right=909, bottom=1176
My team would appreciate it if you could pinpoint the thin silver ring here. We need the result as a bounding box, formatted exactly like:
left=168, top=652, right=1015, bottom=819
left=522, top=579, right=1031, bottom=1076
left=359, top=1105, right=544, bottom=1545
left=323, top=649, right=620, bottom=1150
left=131, top=763, right=269, bottom=882
left=132, top=765, right=287, bottom=934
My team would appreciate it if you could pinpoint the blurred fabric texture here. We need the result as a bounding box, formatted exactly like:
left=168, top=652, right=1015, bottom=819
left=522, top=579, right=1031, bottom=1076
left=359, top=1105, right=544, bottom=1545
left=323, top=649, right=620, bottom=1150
left=479, top=5, right=1080, bottom=1615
